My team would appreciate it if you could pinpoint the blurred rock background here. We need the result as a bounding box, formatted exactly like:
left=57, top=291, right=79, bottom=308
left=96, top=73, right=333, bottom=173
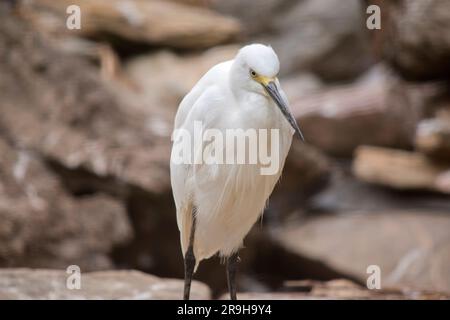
left=0, top=0, right=449, bottom=299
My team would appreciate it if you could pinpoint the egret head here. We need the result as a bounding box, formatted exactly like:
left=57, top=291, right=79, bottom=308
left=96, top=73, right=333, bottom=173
left=232, top=44, right=304, bottom=141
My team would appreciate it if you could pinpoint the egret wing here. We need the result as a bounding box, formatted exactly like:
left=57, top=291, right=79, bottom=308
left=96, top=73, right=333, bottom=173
left=171, top=62, right=232, bottom=255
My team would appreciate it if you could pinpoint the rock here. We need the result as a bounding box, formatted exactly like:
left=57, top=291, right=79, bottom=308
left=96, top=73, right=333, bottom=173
left=278, top=73, right=323, bottom=103
left=415, top=116, right=450, bottom=162
left=0, top=269, right=210, bottom=299
left=290, top=75, right=421, bottom=157
left=19, top=0, right=241, bottom=49
left=0, top=137, right=132, bottom=270
left=377, top=0, right=450, bottom=80
left=214, top=0, right=372, bottom=80
left=310, top=163, right=450, bottom=213
left=353, top=146, right=450, bottom=194
left=272, top=0, right=372, bottom=80
left=220, top=279, right=450, bottom=300
left=169, top=0, right=209, bottom=6
left=273, top=211, right=450, bottom=294
left=212, top=0, right=280, bottom=36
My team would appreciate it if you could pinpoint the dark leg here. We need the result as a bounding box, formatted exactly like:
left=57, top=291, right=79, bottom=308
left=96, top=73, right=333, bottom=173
left=183, top=210, right=197, bottom=300
left=226, top=252, right=239, bottom=300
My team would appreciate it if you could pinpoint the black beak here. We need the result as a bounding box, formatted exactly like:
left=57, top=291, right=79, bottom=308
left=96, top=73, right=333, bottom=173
left=264, top=81, right=305, bottom=141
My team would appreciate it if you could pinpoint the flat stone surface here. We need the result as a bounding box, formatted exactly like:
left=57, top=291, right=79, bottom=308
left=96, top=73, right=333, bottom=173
left=353, top=146, right=450, bottom=193
left=274, top=211, right=450, bottom=294
left=20, top=0, right=241, bottom=49
left=0, top=269, right=210, bottom=300
left=220, top=279, right=449, bottom=300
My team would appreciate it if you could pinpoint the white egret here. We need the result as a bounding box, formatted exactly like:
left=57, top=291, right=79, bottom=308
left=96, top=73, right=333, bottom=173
left=170, top=44, right=304, bottom=300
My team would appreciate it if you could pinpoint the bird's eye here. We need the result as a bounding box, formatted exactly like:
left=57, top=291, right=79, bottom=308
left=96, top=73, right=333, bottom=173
left=250, top=69, right=257, bottom=78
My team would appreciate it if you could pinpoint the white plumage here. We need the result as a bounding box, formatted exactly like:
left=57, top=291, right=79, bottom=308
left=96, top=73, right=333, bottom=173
left=170, top=44, right=302, bottom=299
